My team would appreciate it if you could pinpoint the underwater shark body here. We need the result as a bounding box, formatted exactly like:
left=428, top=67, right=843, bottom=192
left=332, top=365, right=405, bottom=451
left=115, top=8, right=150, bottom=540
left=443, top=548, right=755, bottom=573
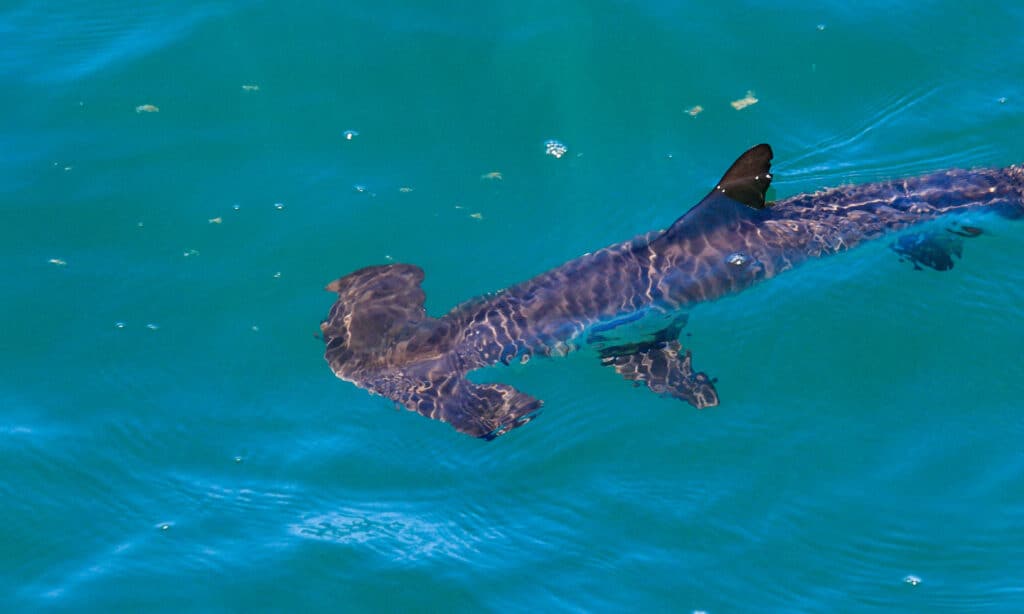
left=321, top=144, right=1023, bottom=439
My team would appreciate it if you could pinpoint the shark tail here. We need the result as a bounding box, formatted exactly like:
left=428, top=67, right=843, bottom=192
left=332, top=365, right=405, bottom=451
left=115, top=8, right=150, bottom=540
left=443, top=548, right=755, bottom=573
left=322, top=264, right=541, bottom=439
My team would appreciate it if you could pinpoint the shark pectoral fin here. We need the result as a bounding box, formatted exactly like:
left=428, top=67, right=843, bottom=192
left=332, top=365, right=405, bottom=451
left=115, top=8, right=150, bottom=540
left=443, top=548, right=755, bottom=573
left=890, top=223, right=982, bottom=271
left=410, top=376, right=543, bottom=440
left=599, top=340, right=719, bottom=409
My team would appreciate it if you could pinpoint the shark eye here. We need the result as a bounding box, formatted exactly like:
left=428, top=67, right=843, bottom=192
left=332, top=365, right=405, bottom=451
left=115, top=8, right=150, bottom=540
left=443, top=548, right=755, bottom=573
left=726, top=252, right=749, bottom=267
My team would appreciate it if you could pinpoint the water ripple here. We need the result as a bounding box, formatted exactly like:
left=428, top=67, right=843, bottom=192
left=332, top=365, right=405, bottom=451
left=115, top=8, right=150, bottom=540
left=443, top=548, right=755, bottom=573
left=0, top=1, right=233, bottom=84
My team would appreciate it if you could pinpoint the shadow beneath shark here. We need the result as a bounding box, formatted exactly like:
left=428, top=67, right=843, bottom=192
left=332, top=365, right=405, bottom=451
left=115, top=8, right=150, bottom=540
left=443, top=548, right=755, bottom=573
left=321, top=144, right=1024, bottom=439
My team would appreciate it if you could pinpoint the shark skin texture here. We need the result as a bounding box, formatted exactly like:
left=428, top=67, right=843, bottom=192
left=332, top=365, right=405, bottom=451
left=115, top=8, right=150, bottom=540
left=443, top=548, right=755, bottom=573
left=321, top=144, right=1024, bottom=440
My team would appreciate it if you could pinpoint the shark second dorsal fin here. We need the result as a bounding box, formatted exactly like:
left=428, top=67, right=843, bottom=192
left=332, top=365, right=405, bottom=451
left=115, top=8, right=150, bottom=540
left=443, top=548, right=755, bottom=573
left=706, top=143, right=774, bottom=210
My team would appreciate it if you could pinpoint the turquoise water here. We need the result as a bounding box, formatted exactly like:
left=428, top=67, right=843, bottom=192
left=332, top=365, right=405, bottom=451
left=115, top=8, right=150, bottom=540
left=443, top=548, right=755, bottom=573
left=3, top=1, right=1024, bottom=611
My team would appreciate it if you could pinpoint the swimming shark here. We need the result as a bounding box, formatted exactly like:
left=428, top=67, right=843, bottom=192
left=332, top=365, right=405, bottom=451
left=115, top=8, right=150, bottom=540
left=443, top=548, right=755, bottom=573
left=321, top=144, right=1023, bottom=439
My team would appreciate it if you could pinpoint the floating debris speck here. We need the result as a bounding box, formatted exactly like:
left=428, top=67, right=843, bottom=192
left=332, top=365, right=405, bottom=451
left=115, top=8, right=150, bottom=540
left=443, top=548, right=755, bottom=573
left=343, top=130, right=359, bottom=140
left=241, top=84, right=260, bottom=92
left=137, top=221, right=144, bottom=228
left=183, top=249, right=200, bottom=257
left=232, top=204, right=241, bottom=211
left=115, top=321, right=126, bottom=329
left=272, top=271, right=281, bottom=279
left=48, top=258, right=67, bottom=267
left=384, top=254, right=394, bottom=261
left=251, top=325, right=260, bottom=332
left=159, top=523, right=171, bottom=531
left=731, top=91, right=759, bottom=110
left=208, top=216, right=222, bottom=224
left=146, top=323, right=160, bottom=331
left=998, top=97, right=1008, bottom=104
left=544, top=139, right=568, bottom=159
left=481, top=171, right=503, bottom=181
left=233, top=456, right=243, bottom=463
left=469, top=212, right=483, bottom=220
left=353, top=184, right=367, bottom=193
left=63, top=165, right=73, bottom=171
left=135, top=104, right=159, bottom=113
left=903, top=575, right=922, bottom=587
left=685, top=105, right=704, bottom=117
left=399, top=186, right=414, bottom=193
left=274, top=202, right=285, bottom=210
left=816, top=23, right=826, bottom=31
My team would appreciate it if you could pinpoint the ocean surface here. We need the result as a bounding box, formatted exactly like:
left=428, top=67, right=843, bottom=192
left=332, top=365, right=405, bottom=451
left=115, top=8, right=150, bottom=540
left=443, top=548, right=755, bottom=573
left=3, top=1, right=1024, bottom=611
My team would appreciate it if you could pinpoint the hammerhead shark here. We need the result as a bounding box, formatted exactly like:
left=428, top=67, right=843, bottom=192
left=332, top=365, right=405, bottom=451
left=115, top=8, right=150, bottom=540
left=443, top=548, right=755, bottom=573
left=321, top=144, right=1023, bottom=439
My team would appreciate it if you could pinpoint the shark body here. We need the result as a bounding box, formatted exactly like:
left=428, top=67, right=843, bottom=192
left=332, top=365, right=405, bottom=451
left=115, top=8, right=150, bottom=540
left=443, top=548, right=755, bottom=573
left=321, top=144, right=1023, bottom=439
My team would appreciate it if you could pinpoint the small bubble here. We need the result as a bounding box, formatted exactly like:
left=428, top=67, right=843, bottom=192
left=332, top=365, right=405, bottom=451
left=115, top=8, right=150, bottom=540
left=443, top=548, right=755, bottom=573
left=159, top=523, right=171, bottom=531
left=115, top=321, right=126, bottom=329
left=137, top=221, right=144, bottom=227
left=343, top=129, right=359, bottom=140
left=997, top=97, right=1008, bottom=104
left=274, top=202, right=285, bottom=210
left=384, top=254, right=394, bottom=261
left=146, top=323, right=160, bottom=330
left=816, top=23, right=826, bottom=31
left=251, top=325, right=260, bottom=332
left=903, top=575, right=922, bottom=586
left=232, top=203, right=241, bottom=211
left=233, top=456, right=243, bottom=464
left=272, top=271, right=281, bottom=279
left=544, top=139, right=568, bottom=159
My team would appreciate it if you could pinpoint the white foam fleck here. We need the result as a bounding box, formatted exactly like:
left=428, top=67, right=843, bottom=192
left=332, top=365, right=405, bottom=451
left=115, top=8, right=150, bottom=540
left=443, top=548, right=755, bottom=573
left=544, top=139, right=568, bottom=158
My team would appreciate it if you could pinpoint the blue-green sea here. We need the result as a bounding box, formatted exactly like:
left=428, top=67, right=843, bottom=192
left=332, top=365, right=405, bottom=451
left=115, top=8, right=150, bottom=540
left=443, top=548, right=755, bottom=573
left=3, top=1, right=1024, bottom=611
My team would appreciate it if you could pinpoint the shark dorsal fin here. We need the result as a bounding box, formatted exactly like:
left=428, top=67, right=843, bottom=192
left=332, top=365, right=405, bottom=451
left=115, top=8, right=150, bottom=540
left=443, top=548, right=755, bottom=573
left=706, top=143, right=774, bottom=210
left=658, top=144, right=775, bottom=242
